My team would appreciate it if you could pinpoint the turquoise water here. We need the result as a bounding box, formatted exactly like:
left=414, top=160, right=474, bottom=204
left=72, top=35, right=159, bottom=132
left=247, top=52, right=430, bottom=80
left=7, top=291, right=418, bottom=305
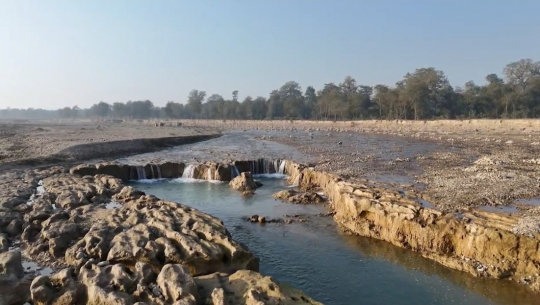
left=130, top=177, right=538, bottom=305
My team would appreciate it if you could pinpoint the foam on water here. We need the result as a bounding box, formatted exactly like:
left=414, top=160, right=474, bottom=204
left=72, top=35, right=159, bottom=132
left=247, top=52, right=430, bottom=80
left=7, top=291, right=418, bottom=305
left=131, top=178, right=167, bottom=184
left=169, top=178, right=223, bottom=184
left=253, top=173, right=288, bottom=179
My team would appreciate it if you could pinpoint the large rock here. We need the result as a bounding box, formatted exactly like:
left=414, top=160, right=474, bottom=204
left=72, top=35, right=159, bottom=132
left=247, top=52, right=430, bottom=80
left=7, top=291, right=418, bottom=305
left=30, top=268, right=86, bottom=305
left=63, top=194, right=259, bottom=276
left=0, top=251, right=31, bottom=305
left=157, top=264, right=198, bottom=304
left=195, top=270, right=322, bottom=305
left=272, top=189, right=325, bottom=204
left=229, top=172, right=258, bottom=192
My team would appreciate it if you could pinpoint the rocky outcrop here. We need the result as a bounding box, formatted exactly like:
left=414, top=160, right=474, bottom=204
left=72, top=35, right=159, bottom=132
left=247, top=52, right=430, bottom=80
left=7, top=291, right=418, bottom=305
left=229, top=172, right=258, bottom=192
left=30, top=264, right=318, bottom=305
left=70, top=163, right=131, bottom=182
left=0, top=251, right=32, bottom=305
left=195, top=270, right=322, bottom=305
left=284, top=161, right=540, bottom=291
left=272, top=189, right=325, bottom=204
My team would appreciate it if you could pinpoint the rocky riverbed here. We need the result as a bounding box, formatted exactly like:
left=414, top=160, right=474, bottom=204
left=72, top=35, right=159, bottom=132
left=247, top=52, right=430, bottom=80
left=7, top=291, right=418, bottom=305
left=0, top=165, right=320, bottom=304
left=2, top=119, right=540, bottom=304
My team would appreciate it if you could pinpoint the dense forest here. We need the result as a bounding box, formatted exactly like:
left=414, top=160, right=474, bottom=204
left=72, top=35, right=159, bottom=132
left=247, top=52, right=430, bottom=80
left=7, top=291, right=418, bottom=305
left=2, top=58, right=540, bottom=120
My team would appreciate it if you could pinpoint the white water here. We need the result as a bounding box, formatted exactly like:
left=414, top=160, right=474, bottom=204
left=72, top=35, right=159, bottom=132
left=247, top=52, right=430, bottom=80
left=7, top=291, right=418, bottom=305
left=278, top=160, right=287, bottom=174
left=170, top=178, right=223, bottom=184
left=155, top=165, right=162, bottom=179
left=232, top=165, right=240, bottom=178
left=182, top=164, right=196, bottom=179
left=207, top=167, right=213, bottom=181
left=131, top=179, right=166, bottom=184
left=253, top=173, right=288, bottom=179
left=136, top=166, right=146, bottom=180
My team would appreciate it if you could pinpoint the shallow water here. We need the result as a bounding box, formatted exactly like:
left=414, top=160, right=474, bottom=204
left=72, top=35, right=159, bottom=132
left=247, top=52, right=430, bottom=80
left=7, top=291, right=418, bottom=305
left=131, top=177, right=538, bottom=305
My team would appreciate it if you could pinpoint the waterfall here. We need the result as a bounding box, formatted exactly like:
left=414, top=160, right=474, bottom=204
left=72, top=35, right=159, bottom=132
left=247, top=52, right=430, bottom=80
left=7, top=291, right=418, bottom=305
left=155, top=165, right=162, bottom=179
left=264, top=159, right=270, bottom=173
left=273, top=160, right=280, bottom=173
left=182, top=164, right=196, bottom=178
left=231, top=165, right=240, bottom=178
left=207, top=167, right=213, bottom=181
left=136, top=166, right=146, bottom=180
left=149, top=164, right=162, bottom=179
left=278, top=160, right=287, bottom=174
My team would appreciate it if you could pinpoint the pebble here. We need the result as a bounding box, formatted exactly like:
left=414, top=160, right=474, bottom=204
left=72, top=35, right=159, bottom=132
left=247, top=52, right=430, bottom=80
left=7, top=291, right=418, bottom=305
left=97, top=261, right=110, bottom=267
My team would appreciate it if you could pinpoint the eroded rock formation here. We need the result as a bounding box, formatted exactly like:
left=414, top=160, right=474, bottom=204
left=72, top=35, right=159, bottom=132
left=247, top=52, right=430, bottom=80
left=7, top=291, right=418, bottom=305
left=272, top=189, right=325, bottom=204
left=284, top=161, right=540, bottom=290
left=229, top=172, right=258, bottom=192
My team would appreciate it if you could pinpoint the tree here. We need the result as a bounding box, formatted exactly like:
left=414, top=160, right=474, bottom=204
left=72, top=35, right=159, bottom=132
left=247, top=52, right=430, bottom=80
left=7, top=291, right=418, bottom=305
left=304, top=86, right=317, bottom=119
left=204, top=94, right=225, bottom=119
left=279, top=81, right=304, bottom=119
left=187, top=90, right=206, bottom=118
left=266, top=90, right=283, bottom=119
left=90, top=102, right=111, bottom=118
left=400, top=68, right=451, bottom=119
left=112, top=102, right=127, bottom=118
left=503, top=59, right=540, bottom=92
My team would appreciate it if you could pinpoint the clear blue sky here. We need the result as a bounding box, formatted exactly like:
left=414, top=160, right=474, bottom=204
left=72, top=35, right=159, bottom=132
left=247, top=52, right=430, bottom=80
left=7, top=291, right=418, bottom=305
left=1, top=1, right=539, bottom=109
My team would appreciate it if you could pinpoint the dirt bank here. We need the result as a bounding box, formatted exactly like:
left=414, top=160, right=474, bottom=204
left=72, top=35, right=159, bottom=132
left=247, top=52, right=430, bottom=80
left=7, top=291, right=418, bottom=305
left=0, top=120, right=219, bottom=169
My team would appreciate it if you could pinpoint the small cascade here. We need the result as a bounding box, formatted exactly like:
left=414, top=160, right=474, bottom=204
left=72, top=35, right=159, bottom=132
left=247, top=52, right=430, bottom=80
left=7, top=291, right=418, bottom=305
left=231, top=165, right=240, bottom=178
left=150, top=165, right=155, bottom=179
left=273, top=160, right=280, bottom=173
left=149, top=164, right=162, bottom=179
left=263, top=159, right=271, bottom=173
left=207, top=167, right=213, bottom=181
left=182, top=164, right=196, bottom=179
left=278, top=160, right=287, bottom=174
left=136, top=166, right=146, bottom=180
left=155, top=165, right=162, bottom=179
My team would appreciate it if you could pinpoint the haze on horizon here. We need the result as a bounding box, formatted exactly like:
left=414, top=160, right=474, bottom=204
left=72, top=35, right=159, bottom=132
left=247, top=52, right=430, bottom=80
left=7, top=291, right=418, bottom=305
left=1, top=0, right=539, bottom=110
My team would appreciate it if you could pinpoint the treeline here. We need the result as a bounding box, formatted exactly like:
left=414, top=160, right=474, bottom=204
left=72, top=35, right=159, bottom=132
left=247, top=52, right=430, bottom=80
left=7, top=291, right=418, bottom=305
left=2, top=58, right=540, bottom=120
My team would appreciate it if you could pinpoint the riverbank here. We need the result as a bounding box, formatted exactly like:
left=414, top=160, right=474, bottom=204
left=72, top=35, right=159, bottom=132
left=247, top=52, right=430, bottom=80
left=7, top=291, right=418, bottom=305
left=42, top=157, right=540, bottom=293
left=0, top=120, right=218, bottom=170
left=2, top=119, right=540, bottom=303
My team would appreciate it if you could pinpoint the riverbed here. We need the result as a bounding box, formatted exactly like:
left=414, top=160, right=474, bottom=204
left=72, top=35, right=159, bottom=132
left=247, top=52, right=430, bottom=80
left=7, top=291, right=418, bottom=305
left=131, top=177, right=538, bottom=305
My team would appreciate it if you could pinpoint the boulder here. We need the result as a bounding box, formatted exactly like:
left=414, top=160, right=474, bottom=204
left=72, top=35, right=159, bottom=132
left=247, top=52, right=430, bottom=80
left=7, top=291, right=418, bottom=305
left=195, top=270, right=322, bottom=305
left=0, top=251, right=31, bottom=305
left=229, top=172, right=258, bottom=192
left=0, top=251, right=23, bottom=279
left=30, top=268, right=86, bottom=305
left=5, top=219, right=23, bottom=236
left=157, top=264, right=198, bottom=304
left=272, top=190, right=325, bottom=204
left=112, top=186, right=145, bottom=201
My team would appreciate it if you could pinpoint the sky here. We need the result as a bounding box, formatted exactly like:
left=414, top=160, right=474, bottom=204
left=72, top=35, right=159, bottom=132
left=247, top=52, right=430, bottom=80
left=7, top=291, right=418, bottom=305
left=1, top=1, right=539, bottom=110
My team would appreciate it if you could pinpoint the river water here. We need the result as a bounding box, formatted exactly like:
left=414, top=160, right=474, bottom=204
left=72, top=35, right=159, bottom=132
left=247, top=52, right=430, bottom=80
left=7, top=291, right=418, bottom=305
left=130, top=176, right=538, bottom=305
